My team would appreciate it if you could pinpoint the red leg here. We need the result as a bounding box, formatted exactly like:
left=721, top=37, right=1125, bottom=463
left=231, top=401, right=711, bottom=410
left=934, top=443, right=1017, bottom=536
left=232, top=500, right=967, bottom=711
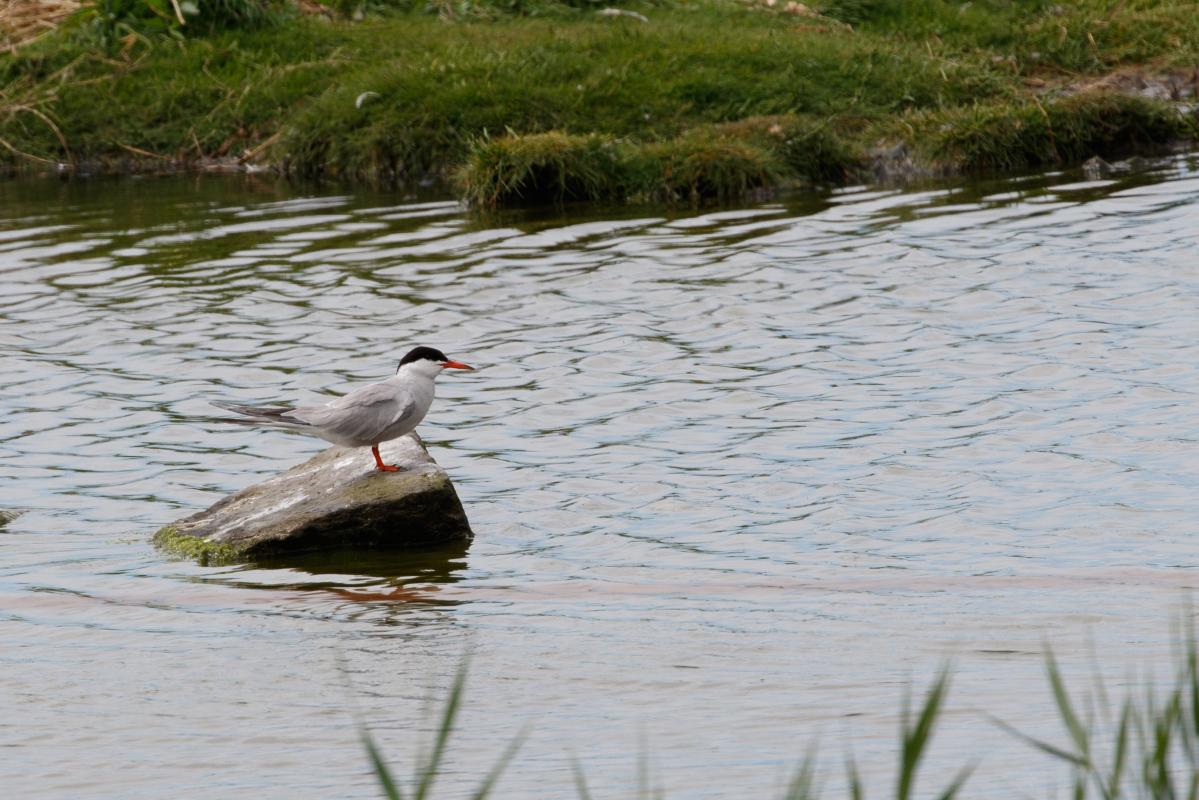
left=372, top=445, right=401, bottom=472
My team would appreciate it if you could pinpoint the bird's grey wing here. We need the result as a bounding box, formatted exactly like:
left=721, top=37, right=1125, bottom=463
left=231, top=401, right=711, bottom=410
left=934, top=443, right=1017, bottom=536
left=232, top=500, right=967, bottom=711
left=286, top=382, right=417, bottom=444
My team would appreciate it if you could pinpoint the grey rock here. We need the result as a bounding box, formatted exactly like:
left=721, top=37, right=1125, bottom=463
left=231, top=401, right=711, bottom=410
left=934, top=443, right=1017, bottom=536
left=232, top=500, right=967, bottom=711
left=155, top=433, right=471, bottom=564
left=1081, top=155, right=1115, bottom=180
left=867, top=141, right=939, bottom=184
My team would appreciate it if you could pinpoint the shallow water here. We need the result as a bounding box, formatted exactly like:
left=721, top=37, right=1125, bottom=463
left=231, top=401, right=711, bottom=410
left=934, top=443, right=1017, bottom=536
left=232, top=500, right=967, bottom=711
left=3, top=158, right=1199, bottom=798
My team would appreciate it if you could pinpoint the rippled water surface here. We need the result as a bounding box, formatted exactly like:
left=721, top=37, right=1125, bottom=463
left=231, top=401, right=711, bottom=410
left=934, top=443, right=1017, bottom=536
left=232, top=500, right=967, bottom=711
left=4, top=158, right=1199, bottom=798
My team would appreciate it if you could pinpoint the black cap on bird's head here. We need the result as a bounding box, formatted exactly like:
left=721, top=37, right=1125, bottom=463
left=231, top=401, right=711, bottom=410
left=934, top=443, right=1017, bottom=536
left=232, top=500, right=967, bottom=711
left=400, top=346, right=449, bottom=366
left=397, top=346, right=474, bottom=373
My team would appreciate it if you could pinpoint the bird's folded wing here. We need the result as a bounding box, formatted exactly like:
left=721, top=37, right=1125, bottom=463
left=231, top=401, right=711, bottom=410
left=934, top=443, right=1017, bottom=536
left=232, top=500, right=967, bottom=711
left=287, top=383, right=418, bottom=444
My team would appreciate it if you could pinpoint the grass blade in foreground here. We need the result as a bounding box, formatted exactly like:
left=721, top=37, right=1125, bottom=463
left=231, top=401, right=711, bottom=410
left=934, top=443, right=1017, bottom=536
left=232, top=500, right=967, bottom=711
left=359, top=639, right=1199, bottom=799
left=780, top=747, right=818, bottom=800
left=361, top=725, right=406, bottom=800
left=998, top=619, right=1199, bottom=800
left=826, top=669, right=967, bottom=800
left=413, top=665, right=467, bottom=800
left=359, top=662, right=523, bottom=800
left=896, top=668, right=969, bottom=800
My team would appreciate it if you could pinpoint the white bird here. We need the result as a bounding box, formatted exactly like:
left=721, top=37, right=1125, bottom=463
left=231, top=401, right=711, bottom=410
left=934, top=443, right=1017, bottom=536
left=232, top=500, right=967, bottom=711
left=212, top=346, right=474, bottom=472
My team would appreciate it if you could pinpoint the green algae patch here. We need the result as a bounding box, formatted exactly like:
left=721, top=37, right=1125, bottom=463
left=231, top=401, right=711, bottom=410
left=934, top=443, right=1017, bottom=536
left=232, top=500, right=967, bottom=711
left=153, top=525, right=245, bottom=567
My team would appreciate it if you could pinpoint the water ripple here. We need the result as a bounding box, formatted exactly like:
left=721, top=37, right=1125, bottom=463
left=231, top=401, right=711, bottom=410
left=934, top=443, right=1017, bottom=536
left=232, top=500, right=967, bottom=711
left=3, top=156, right=1199, bottom=798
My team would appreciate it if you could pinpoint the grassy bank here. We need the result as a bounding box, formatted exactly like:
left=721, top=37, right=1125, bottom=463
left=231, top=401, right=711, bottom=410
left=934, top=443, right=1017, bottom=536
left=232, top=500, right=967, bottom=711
left=2, top=0, right=1199, bottom=204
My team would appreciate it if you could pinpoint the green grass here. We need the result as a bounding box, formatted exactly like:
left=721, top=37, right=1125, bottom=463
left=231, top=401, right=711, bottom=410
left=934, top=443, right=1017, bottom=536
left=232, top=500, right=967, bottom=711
left=457, top=126, right=792, bottom=205
left=359, top=663, right=526, bottom=800
left=362, top=618, right=1199, bottom=799
left=910, top=90, right=1197, bottom=173
left=815, top=0, right=1199, bottom=73
left=459, top=93, right=1196, bottom=205
left=275, top=6, right=999, bottom=182
left=2, top=0, right=1198, bottom=201
left=358, top=665, right=968, bottom=800
left=991, top=631, right=1199, bottom=800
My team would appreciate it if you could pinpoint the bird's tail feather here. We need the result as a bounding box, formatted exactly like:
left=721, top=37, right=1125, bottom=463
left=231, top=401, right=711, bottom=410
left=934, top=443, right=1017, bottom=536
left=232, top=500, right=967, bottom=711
left=210, top=400, right=310, bottom=427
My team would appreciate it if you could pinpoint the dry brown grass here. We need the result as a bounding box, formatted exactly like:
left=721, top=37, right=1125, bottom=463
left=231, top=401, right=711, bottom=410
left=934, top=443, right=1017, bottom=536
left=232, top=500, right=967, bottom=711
left=1, top=0, right=81, bottom=50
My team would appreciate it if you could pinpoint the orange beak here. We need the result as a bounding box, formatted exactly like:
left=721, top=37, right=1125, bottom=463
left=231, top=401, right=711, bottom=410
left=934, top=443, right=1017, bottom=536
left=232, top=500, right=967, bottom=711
left=442, top=360, right=474, bottom=371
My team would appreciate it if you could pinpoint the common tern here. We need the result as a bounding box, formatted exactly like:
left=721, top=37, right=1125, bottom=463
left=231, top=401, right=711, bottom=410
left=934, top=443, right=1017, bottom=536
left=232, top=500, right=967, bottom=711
left=212, top=346, right=474, bottom=472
